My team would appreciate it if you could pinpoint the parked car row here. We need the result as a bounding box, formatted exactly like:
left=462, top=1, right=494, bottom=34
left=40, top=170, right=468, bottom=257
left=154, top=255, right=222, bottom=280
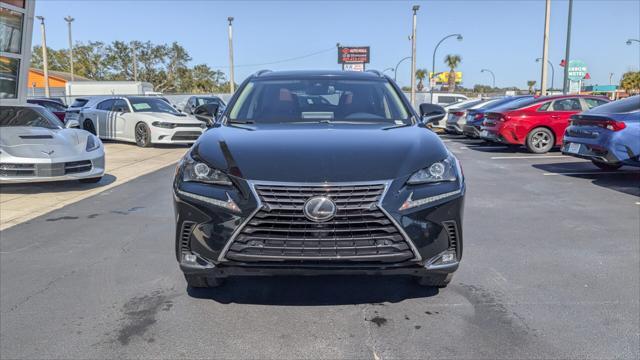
left=443, top=93, right=639, bottom=169
left=0, top=95, right=226, bottom=184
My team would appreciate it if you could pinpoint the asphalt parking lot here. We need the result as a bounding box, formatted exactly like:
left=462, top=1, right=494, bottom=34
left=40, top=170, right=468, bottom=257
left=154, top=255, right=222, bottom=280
left=1, top=135, right=638, bottom=359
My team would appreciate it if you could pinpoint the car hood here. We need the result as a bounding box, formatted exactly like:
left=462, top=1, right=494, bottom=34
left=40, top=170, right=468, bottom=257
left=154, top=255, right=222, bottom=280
left=0, top=127, right=86, bottom=159
left=135, top=112, right=203, bottom=124
left=195, top=123, right=450, bottom=182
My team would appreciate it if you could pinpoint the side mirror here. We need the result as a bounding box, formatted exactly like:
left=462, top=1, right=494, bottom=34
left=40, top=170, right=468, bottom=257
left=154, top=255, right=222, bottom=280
left=65, top=119, right=80, bottom=129
left=193, top=103, right=219, bottom=127
left=419, top=103, right=446, bottom=125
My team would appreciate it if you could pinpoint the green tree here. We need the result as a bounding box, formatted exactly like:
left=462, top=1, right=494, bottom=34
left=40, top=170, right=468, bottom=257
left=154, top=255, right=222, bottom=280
left=620, top=71, right=640, bottom=94
left=527, top=80, right=537, bottom=94
left=415, top=69, right=427, bottom=92
left=444, top=54, right=461, bottom=92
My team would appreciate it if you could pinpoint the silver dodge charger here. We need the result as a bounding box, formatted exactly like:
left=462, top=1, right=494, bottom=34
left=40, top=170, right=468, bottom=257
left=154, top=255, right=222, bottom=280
left=0, top=104, right=105, bottom=184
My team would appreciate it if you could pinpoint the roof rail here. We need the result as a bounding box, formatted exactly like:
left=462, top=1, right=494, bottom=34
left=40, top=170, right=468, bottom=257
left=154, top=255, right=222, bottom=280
left=365, top=69, right=384, bottom=77
left=254, top=69, right=272, bottom=76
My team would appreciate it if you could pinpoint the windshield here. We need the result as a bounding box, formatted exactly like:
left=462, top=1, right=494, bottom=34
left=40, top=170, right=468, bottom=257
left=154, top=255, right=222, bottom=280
left=228, top=78, right=411, bottom=124
left=196, top=97, right=224, bottom=107
left=128, top=98, right=180, bottom=114
left=0, top=106, right=63, bottom=129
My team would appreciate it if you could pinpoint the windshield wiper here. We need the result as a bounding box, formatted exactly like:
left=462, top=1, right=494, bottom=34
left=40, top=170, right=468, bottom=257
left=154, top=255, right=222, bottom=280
left=227, top=120, right=255, bottom=124
left=382, top=123, right=411, bottom=130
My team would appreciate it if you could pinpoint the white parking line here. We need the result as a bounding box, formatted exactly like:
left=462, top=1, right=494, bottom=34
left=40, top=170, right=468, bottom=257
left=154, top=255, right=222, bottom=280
left=491, top=155, right=567, bottom=160
left=543, top=171, right=640, bottom=176
left=466, top=146, right=510, bottom=150
left=635, top=202, right=640, bottom=205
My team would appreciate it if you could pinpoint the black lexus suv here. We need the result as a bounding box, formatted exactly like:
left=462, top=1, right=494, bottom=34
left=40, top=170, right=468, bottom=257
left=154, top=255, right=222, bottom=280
left=173, top=70, right=465, bottom=289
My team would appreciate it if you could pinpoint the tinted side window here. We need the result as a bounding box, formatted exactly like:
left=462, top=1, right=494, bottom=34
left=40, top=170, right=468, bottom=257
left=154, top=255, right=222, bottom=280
left=583, top=98, right=608, bottom=110
left=588, top=96, right=639, bottom=114
left=537, top=102, right=552, bottom=111
left=552, top=98, right=582, bottom=111
left=112, top=99, right=130, bottom=113
left=97, top=99, right=115, bottom=111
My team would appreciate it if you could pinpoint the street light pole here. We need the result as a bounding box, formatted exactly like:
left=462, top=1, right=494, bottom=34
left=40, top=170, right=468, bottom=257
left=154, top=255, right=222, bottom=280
left=36, top=16, right=50, bottom=98
left=394, top=56, right=411, bottom=82
left=410, top=5, right=419, bottom=108
left=227, top=16, right=235, bottom=94
left=430, top=33, right=463, bottom=101
left=480, top=69, right=495, bottom=88
left=563, top=0, right=573, bottom=94
left=382, top=67, right=394, bottom=74
left=536, top=58, right=554, bottom=91
left=626, top=39, right=640, bottom=45
left=64, top=16, right=74, bottom=81
left=540, top=0, right=551, bottom=96
left=609, top=73, right=614, bottom=85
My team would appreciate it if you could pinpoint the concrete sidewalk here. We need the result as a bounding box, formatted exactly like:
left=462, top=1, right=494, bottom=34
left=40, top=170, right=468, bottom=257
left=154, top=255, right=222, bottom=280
left=0, top=142, right=188, bottom=230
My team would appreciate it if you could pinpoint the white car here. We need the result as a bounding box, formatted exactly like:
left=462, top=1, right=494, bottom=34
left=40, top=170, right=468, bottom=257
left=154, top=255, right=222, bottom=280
left=0, top=104, right=105, bottom=184
left=79, top=96, right=206, bottom=147
left=445, top=98, right=497, bottom=134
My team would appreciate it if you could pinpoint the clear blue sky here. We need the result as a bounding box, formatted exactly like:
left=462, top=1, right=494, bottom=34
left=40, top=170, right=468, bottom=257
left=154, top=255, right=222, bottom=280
left=33, top=0, right=640, bottom=89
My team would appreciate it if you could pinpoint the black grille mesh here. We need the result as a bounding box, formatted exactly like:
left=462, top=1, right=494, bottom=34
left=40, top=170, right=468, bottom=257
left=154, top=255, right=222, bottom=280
left=224, top=184, right=414, bottom=263
left=180, top=221, right=196, bottom=253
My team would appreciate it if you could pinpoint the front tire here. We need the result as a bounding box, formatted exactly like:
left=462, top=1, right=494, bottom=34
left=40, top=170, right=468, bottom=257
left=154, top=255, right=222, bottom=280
left=135, top=122, right=152, bottom=147
left=184, top=274, right=224, bottom=288
left=83, top=119, right=96, bottom=135
left=525, top=127, right=555, bottom=154
left=591, top=160, right=622, bottom=171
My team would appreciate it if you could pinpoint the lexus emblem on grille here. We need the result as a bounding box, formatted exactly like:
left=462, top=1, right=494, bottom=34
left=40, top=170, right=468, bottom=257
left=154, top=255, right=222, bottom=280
left=303, top=196, right=337, bottom=222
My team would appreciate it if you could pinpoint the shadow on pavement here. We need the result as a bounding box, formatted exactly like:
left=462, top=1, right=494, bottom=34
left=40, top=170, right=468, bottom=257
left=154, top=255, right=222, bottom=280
left=532, top=162, right=640, bottom=197
left=0, top=174, right=117, bottom=194
left=188, top=275, right=439, bottom=305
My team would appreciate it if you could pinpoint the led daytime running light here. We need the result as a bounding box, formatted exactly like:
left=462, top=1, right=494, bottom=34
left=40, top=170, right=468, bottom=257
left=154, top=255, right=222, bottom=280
left=399, top=190, right=462, bottom=211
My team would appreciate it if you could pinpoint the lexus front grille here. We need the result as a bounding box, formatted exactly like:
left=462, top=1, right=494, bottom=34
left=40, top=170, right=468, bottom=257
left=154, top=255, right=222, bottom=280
left=223, top=183, right=416, bottom=263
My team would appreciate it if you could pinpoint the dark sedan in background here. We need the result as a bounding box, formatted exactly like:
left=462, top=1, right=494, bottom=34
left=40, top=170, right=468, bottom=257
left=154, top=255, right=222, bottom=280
left=26, top=98, right=67, bottom=121
left=173, top=70, right=465, bottom=290
left=462, top=95, right=534, bottom=138
left=562, top=95, right=640, bottom=170
left=183, top=95, right=226, bottom=115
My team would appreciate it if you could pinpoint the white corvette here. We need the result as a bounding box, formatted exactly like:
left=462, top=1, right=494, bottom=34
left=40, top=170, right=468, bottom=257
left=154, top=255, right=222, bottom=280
left=0, top=104, right=105, bottom=184
left=79, top=96, right=206, bottom=147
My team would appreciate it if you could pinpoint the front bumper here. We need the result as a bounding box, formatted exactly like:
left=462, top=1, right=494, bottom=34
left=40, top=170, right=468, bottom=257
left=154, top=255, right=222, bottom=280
left=151, top=125, right=205, bottom=144
left=0, top=151, right=105, bottom=184
left=173, top=177, right=465, bottom=279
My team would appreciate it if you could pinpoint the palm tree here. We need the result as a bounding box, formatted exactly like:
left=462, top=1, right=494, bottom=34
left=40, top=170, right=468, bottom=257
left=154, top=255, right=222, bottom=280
left=444, top=54, right=461, bottom=92
left=415, top=69, right=427, bottom=92
left=527, top=80, right=537, bottom=94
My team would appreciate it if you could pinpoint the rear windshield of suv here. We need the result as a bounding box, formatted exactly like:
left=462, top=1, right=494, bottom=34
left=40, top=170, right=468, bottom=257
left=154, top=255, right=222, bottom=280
left=229, top=78, right=411, bottom=124
left=70, top=98, right=89, bottom=108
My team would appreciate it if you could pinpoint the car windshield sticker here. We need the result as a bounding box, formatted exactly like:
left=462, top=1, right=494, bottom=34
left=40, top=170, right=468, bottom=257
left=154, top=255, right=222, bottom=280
left=132, top=103, right=151, bottom=110
left=395, top=120, right=404, bottom=125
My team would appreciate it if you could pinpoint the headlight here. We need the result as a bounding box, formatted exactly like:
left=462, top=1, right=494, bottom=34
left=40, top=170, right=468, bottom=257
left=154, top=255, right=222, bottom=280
left=152, top=121, right=177, bottom=129
left=85, top=134, right=100, bottom=152
left=407, top=156, right=457, bottom=185
left=182, top=153, right=232, bottom=186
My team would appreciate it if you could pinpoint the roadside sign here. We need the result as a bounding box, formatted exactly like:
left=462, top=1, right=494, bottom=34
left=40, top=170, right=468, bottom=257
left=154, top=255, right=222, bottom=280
left=343, top=63, right=365, bottom=72
left=568, top=60, right=588, bottom=81
left=338, top=46, right=370, bottom=64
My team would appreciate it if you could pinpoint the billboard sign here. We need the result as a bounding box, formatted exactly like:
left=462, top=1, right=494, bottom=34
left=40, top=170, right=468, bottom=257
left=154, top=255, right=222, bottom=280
left=429, top=71, right=463, bottom=85
left=568, top=60, right=588, bottom=81
left=338, top=46, right=370, bottom=64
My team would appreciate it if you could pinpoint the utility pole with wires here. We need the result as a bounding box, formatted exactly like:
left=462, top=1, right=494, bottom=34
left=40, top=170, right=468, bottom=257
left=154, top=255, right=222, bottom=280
left=36, top=16, right=50, bottom=98
left=563, top=0, right=573, bottom=94
left=227, top=16, right=235, bottom=94
left=410, top=5, right=419, bottom=108
left=540, top=0, right=551, bottom=96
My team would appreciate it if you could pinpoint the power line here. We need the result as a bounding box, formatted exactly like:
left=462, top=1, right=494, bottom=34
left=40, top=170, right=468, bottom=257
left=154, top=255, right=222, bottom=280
left=211, top=46, right=336, bottom=69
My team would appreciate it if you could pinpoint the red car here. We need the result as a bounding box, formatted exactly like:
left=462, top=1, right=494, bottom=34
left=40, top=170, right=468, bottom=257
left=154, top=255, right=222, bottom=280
left=480, top=95, right=609, bottom=153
